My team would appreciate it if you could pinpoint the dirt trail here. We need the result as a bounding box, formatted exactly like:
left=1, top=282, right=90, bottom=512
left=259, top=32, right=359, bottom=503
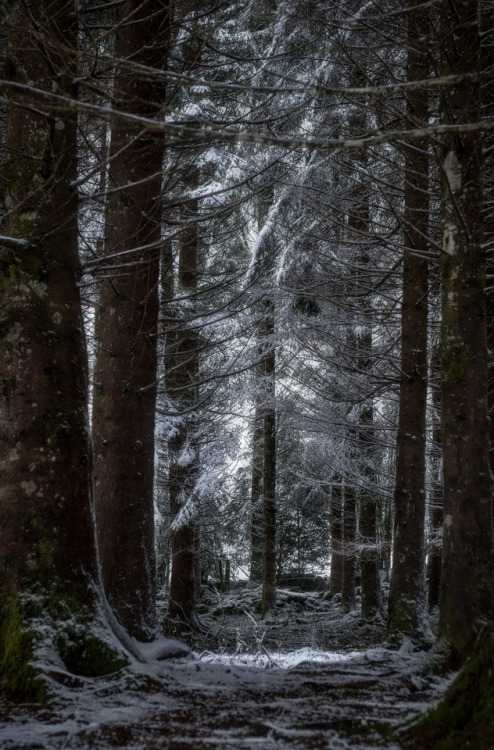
left=0, top=644, right=450, bottom=749
left=0, top=592, right=450, bottom=749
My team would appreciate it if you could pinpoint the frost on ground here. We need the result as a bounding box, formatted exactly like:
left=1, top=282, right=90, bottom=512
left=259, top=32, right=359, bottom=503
left=0, top=587, right=453, bottom=749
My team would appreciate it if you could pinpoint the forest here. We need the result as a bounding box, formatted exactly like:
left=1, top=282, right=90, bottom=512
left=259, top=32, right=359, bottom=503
left=0, top=0, right=494, bottom=747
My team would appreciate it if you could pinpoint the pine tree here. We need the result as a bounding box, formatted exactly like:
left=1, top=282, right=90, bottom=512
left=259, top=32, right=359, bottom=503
left=0, top=0, right=127, bottom=699
left=92, top=0, right=171, bottom=641
left=167, top=163, right=205, bottom=632
left=438, top=0, right=494, bottom=662
left=387, top=0, right=431, bottom=645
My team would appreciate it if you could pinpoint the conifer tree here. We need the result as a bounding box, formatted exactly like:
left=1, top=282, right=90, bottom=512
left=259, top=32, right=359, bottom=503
left=438, top=0, right=494, bottom=662
left=92, top=0, right=171, bottom=640
left=387, top=0, right=431, bottom=644
left=0, top=0, right=127, bottom=698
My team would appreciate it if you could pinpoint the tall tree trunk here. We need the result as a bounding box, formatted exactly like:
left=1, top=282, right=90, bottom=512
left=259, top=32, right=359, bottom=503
left=156, top=239, right=175, bottom=592
left=329, top=477, right=344, bottom=596
left=92, top=0, right=170, bottom=641
left=341, top=483, right=357, bottom=612
left=359, top=399, right=382, bottom=618
left=251, top=186, right=277, bottom=615
left=167, top=165, right=204, bottom=632
left=261, top=298, right=277, bottom=613
left=0, top=1, right=126, bottom=699
left=355, top=211, right=381, bottom=618
left=482, top=0, right=494, bottom=481
left=250, top=397, right=264, bottom=582
left=344, top=65, right=381, bottom=617
left=427, top=340, right=443, bottom=609
left=380, top=495, right=393, bottom=581
left=438, top=0, right=494, bottom=662
left=387, top=0, right=430, bottom=645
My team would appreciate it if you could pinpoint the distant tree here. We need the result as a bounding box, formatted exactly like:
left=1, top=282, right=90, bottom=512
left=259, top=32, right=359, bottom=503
left=0, top=0, right=127, bottom=699
left=249, top=393, right=264, bottom=582
left=329, top=478, right=344, bottom=596
left=341, top=481, right=357, bottom=612
left=347, top=70, right=381, bottom=619
left=275, top=426, right=331, bottom=577
left=256, top=191, right=277, bottom=615
left=427, top=338, right=442, bottom=610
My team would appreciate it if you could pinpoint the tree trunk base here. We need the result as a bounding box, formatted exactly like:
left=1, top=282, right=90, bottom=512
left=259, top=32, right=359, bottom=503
left=0, top=586, right=128, bottom=702
left=403, top=624, right=494, bottom=749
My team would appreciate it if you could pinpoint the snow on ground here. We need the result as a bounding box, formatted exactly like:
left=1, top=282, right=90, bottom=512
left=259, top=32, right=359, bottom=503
left=0, top=642, right=453, bottom=749
left=196, top=646, right=363, bottom=669
left=0, top=590, right=454, bottom=749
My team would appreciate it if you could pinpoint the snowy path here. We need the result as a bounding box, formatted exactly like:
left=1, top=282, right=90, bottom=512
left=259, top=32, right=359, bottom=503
left=0, top=646, right=451, bottom=749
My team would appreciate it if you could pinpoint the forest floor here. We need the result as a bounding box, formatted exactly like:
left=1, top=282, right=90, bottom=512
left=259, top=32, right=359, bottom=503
left=0, top=584, right=453, bottom=749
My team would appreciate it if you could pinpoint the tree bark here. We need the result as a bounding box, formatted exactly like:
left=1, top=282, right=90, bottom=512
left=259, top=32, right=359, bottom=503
left=482, top=0, right=494, bottom=482
left=343, top=64, right=381, bottom=617
left=92, top=0, right=170, bottom=641
left=387, top=0, right=430, bottom=645
left=359, top=402, right=382, bottom=618
left=404, top=624, right=494, bottom=749
left=167, top=165, right=204, bottom=631
left=329, top=478, right=344, bottom=596
left=438, top=0, right=494, bottom=662
left=355, top=239, right=381, bottom=617
left=261, top=299, right=277, bottom=613
left=0, top=1, right=126, bottom=699
left=156, top=239, right=175, bottom=591
left=427, top=341, right=443, bottom=609
left=341, top=484, right=356, bottom=612
left=250, top=382, right=265, bottom=582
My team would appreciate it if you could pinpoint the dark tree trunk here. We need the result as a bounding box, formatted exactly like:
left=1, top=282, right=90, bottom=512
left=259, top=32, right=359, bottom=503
left=427, top=342, right=443, bottom=609
left=329, top=478, right=344, bottom=596
left=261, top=299, right=277, bottom=613
left=359, top=403, right=382, bottom=618
left=343, top=66, right=381, bottom=617
left=341, top=484, right=357, bottom=612
left=438, top=0, right=494, bottom=662
left=250, top=387, right=265, bottom=582
left=194, top=526, right=202, bottom=600
left=380, top=495, right=393, bottom=581
left=167, top=165, right=204, bottom=632
left=224, top=559, right=231, bottom=594
left=387, top=0, right=430, bottom=645
left=0, top=1, right=126, bottom=699
left=404, top=624, right=494, bottom=749
left=248, top=187, right=277, bottom=614
left=356, top=261, right=380, bottom=617
left=156, top=239, right=175, bottom=591
left=92, top=0, right=171, bottom=641
left=482, top=0, right=494, bottom=482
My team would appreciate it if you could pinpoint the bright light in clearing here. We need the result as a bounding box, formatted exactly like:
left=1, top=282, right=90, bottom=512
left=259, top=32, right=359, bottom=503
left=195, top=647, right=361, bottom=669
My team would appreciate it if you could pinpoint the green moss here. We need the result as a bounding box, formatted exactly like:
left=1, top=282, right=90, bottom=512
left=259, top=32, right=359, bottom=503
left=48, top=592, right=127, bottom=678
left=38, top=538, right=55, bottom=571
left=58, top=630, right=127, bottom=678
left=0, top=596, right=48, bottom=702
left=0, top=585, right=128, bottom=703
left=403, top=625, right=494, bottom=749
left=386, top=595, right=429, bottom=649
